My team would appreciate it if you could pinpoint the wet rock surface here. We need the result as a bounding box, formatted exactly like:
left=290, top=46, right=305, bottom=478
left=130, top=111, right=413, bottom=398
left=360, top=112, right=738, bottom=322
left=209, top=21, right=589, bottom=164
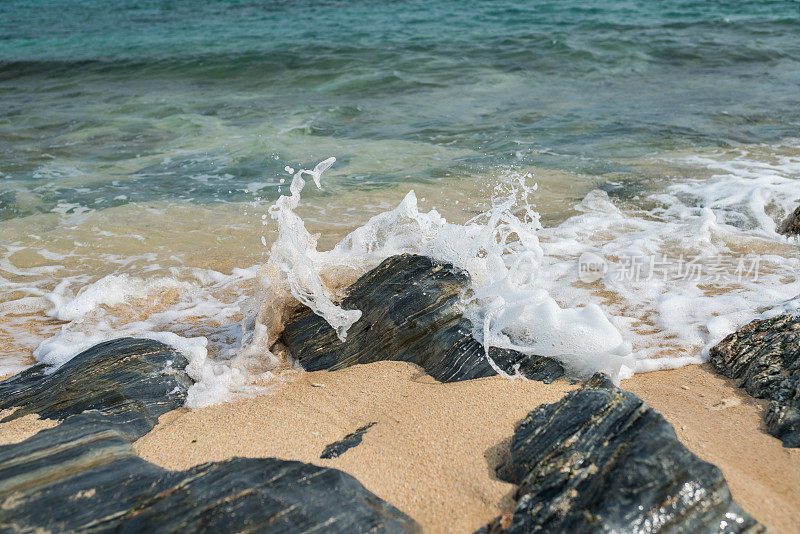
left=481, top=376, right=763, bottom=534
left=321, top=422, right=377, bottom=459
left=778, top=205, right=800, bottom=235
left=710, top=314, right=800, bottom=447
left=0, top=338, right=419, bottom=533
left=282, top=254, right=565, bottom=383
left=0, top=337, right=191, bottom=428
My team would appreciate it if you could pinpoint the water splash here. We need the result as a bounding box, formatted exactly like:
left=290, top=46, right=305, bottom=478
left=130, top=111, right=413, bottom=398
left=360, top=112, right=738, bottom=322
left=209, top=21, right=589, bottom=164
left=20, top=144, right=800, bottom=407
left=244, top=161, right=633, bottom=384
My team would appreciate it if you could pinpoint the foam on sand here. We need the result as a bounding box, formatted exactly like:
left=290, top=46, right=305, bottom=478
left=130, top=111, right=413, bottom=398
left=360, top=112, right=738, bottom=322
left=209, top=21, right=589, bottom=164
left=17, top=145, right=800, bottom=407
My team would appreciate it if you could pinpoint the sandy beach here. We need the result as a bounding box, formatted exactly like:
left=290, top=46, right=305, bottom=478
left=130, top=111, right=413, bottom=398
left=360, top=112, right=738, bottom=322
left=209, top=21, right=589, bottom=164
left=0, top=409, right=57, bottom=446
left=117, top=362, right=797, bottom=533
left=2, top=356, right=798, bottom=531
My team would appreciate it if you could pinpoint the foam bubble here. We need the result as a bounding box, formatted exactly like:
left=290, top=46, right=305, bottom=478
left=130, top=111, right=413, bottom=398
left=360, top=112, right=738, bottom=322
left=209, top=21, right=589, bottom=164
left=45, top=274, right=191, bottom=322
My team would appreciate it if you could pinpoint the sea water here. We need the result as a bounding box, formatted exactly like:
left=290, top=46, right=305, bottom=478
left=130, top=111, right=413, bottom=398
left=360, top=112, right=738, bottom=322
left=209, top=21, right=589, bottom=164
left=1, top=0, right=799, bottom=406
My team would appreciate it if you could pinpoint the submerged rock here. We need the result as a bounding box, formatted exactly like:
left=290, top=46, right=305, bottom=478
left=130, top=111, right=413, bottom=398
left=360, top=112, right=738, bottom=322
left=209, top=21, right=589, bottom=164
left=778, top=205, right=800, bottom=236
left=282, top=254, right=565, bottom=382
left=0, top=338, right=419, bottom=533
left=710, top=314, right=800, bottom=447
left=481, top=376, right=762, bottom=533
left=321, top=422, right=377, bottom=459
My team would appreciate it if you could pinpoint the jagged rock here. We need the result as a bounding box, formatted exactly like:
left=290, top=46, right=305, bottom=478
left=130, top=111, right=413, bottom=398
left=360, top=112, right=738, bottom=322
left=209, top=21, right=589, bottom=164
left=778, top=206, right=800, bottom=236
left=480, top=375, right=762, bottom=534
left=321, top=422, right=377, bottom=459
left=282, top=254, right=565, bottom=383
left=710, top=314, right=800, bottom=447
left=0, top=339, right=420, bottom=533
left=0, top=337, right=191, bottom=432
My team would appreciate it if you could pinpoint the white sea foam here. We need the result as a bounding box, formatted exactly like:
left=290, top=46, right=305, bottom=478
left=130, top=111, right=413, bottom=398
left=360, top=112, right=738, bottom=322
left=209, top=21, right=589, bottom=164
left=242, top=162, right=633, bottom=383
left=45, top=274, right=191, bottom=322
left=242, top=147, right=800, bottom=386
left=23, top=263, right=264, bottom=408
left=536, top=144, right=800, bottom=367
left=11, top=144, right=800, bottom=406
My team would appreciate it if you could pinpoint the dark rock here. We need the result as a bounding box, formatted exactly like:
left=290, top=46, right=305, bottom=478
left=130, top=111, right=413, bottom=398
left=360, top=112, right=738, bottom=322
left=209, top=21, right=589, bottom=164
left=0, top=337, right=191, bottom=433
left=778, top=205, right=800, bottom=236
left=321, top=422, right=377, bottom=459
left=481, top=374, right=763, bottom=533
left=583, top=371, right=615, bottom=389
left=282, top=254, right=565, bottom=383
left=710, top=314, right=800, bottom=447
left=0, top=422, right=417, bottom=533
left=0, top=339, right=420, bottom=533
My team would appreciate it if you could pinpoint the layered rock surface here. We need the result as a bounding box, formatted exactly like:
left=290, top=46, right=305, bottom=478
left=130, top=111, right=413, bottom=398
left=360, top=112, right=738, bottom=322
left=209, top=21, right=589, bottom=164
left=778, top=205, right=800, bottom=236
left=0, top=338, right=419, bottom=533
left=710, top=314, right=800, bottom=447
left=282, top=254, right=565, bottom=382
left=481, top=375, right=763, bottom=533
left=0, top=337, right=191, bottom=428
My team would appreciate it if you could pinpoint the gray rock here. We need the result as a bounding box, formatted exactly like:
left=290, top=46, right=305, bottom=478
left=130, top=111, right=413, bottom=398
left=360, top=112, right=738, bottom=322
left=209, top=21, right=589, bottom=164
left=480, top=376, right=763, bottom=533
left=321, top=422, right=377, bottom=459
left=0, top=337, right=191, bottom=434
left=282, top=254, right=565, bottom=383
left=0, top=338, right=420, bottom=533
left=778, top=206, right=800, bottom=236
left=710, top=314, right=800, bottom=447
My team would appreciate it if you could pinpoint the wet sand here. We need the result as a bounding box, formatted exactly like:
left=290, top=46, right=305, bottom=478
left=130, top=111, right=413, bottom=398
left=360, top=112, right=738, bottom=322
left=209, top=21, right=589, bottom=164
left=126, top=361, right=800, bottom=533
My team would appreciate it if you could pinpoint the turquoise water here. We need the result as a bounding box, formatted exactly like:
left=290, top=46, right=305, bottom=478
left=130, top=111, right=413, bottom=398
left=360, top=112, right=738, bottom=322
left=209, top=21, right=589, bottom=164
left=2, top=0, right=800, bottom=397
left=1, top=0, right=799, bottom=218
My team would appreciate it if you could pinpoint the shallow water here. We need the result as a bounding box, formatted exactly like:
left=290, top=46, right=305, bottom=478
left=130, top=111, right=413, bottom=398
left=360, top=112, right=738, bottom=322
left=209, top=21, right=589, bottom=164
left=1, top=1, right=799, bottom=404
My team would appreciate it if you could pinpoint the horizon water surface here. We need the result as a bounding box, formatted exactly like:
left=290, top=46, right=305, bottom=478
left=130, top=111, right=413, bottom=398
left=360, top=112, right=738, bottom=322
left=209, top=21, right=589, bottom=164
left=1, top=0, right=800, bottom=406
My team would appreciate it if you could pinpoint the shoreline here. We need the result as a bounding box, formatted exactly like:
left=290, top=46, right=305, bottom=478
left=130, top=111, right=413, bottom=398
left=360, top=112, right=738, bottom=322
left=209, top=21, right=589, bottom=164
left=3, top=2, right=799, bottom=531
